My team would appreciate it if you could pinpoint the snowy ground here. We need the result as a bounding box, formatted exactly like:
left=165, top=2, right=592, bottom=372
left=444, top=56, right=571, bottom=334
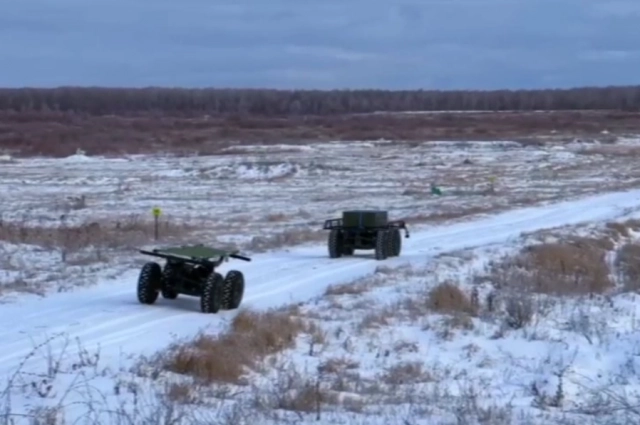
left=2, top=188, right=640, bottom=424
left=2, top=137, right=640, bottom=295
left=3, top=138, right=640, bottom=424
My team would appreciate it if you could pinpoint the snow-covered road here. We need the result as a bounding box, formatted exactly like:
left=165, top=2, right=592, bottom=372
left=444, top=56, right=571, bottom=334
left=2, top=188, right=640, bottom=379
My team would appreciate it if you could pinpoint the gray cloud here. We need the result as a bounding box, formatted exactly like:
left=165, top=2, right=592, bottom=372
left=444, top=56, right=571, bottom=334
left=1, top=0, right=638, bottom=89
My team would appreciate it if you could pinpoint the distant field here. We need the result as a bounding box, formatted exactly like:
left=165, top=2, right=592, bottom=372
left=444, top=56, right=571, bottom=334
left=1, top=109, right=638, bottom=157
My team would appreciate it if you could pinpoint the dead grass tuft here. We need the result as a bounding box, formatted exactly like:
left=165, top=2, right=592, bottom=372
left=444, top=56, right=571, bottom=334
left=28, top=406, right=64, bottom=425
left=357, top=309, right=393, bottom=332
left=489, top=238, right=614, bottom=295
left=428, top=282, right=478, bottom=315
left=441, top=312, right=475, bottom=331
left=249, top=361, right=338, bottom=415
left=278, top=382, right=321, bottom=413
left=162, top=307, right=309, bottom=385
left=230, top=308, right=306, bottom=354
left=324, top=276, right=379, bottom=297
left=379, top=361, right=433, bottom=386
left=264, top=212, right=288, bottom=222
left=504, top=294, right=536, bottom=329
left=164, top=381, right=199, bottom=405
left=622, top=218, right=640, bottom=231
left=324, top=283, right=369, bottom=297
left=615, top=242, right=640, bottom=291
left=606, top=222, right=630, bottom=239
left=318, top=357, right=360, bottom=375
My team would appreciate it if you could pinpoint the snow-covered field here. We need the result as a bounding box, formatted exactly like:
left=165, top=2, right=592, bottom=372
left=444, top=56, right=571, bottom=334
left=3, top=138, right=640, bottom=424
left=2, top=137, right=640, bottom=295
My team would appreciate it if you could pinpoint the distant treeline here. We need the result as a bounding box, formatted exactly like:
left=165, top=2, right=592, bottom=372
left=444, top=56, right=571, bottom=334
left=0, top=85, right=639, bottom=116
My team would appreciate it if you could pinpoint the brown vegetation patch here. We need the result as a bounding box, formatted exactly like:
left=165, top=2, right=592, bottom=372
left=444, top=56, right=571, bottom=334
left=620, top=218, right=640, bottom=232
left=164, top=382, right=199, bottom=405
left=318, top=357, right=360, bottom=375
left=1, top=108, right=639, bottom=157
left=428, top=282, right=478, bottom=315
left=357, top=309, right=394, bottom=332
left=161, top=308, right=315, bottom=385
left=252, top=363, right=339, bottom=415
left=605, top=222, right=631, bottom=239
left=0, top=215, right=195, bottom=258
left=488, top=237, right=614, bottom=295
left=324, top=273, right=387, bottom=297
left=379, top=361, right=433, bottom=386
left=615, top=242, right=640, bottom=291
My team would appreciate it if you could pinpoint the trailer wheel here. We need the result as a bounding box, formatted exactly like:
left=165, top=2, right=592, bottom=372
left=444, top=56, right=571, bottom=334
left=201, top=272, right=224, bottom=314
left=161, top=263, right=179, bottom=299
left=391, top=229, right=402, bottom=257
left=328, top=229, right=343, bottom=258
left=137, top=262, right=161, bottom=305
left=222, top=270, right=245, bottom=310
left=385, top=230, right=395, bottom=257
left=375, top=230, right=388, bottom=260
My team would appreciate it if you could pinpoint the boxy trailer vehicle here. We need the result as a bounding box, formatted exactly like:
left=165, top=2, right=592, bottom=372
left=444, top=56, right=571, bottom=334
left=323, top=210, right=410, bottom=260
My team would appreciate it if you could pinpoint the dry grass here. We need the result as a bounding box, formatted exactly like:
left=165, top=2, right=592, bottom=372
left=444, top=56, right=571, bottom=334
left=318, top=357, right=360, bottom=375
left=2, top=110, right=638, bottom=157
left=161, top=307, right=318, bottom=385
left=325, top=265, right=416, bottom=298
left=357, top=309, right=394, bottom=332
left=487, top=237, right=615, bottom=295
left=379, top=361, right=433, bottom=386
left=428, top=281, right=478, bottom=315
left=605, top=222, right=632, bottom=240
left=324, top=275, right=383, bottom=297
left=0, top=215, right=195, bottom=254
left=615, top=242, right=640, bottom=291
left=27, top=406, right=63, bottom=425
left=264, top=213, right=288, bottom=222
left=164, top=382, right=199, bottom=405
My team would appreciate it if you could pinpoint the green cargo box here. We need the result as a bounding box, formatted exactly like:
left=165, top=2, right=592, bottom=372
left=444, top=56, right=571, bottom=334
left=342, top=210, right=388, bottom=228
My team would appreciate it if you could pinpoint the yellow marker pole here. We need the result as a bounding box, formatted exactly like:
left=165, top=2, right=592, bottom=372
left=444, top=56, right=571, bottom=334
left=152, top=207, right=162, bottom=240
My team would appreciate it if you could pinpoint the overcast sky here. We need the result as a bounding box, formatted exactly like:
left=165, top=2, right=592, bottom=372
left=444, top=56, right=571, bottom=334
left=1, top=0, right=639, bottom=89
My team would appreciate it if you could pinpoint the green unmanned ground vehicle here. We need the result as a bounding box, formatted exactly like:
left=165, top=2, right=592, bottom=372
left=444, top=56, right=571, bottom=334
left=136, top=245, right=251, bottom=314
left=323, top=210, right=410, bottom=260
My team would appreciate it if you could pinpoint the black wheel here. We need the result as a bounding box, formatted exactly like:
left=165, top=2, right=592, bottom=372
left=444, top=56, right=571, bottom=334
left=161, top=263, right=179, bottom=299
left=201, top=272, right=224, bottom=314
left=328, top=229, right=343, bottom=258
left=222, top=270, right=245, bottom=310
left=391, top=229, right=402, bottom=257
left=137, top=262, right=161, bottom=304
left=385, top=230, right=395, bottom=257
left=375, top=230, right=388, bottom=261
